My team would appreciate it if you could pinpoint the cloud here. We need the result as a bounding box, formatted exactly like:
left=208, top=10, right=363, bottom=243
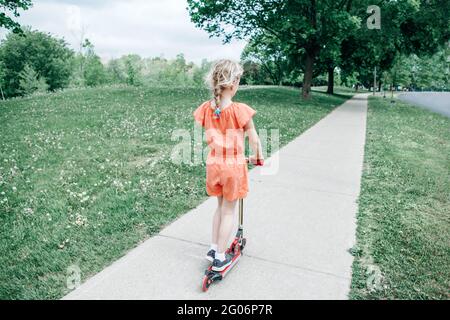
left=0, top=0, right=247, bottom=65
left=39, top=0, right=111, bottom=8
left=66, top=5, right=82, bottom=33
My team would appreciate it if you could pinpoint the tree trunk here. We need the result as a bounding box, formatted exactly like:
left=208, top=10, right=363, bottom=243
left=261, top=62, right=277, bottom=85
left=302, top=53, right=314, bottom=99
left=326, top=66, right=334, bottom=94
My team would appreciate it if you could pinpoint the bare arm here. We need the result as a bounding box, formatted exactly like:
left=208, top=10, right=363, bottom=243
left=244, top=119, right=264, bottom=160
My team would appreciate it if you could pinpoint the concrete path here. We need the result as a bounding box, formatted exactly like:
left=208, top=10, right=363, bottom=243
left=63, top=94, right=369, bottom=300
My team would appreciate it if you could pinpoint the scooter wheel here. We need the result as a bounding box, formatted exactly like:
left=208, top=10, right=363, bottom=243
left=202, top=275, right=212, bottom=292
left=240, top=238, right=247, bottom=250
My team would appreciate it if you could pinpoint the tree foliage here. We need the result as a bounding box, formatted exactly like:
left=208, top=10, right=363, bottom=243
left=81, top=39, right=107, bottom=87
left=0, top=27, right=74, bottom=97
left=241, top=32, right=290, bottom=85
left=383, top=47, right=450, bottom=91
left=187, top=0, right=449, bottom=97
left=341, top=0, right=450, bottom=90
left=0, top=0, right=32, bottom=34
left=187, top=0, right=360, bottom=98
left=18, top=63, right=48, bottom=95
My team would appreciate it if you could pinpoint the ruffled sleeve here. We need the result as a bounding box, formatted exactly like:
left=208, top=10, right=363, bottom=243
left=235, top=103, right=256, bottom=129
left=193, top=101, right=208, bottom=127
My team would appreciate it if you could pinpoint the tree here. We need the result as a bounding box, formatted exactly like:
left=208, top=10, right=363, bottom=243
left=240, top=60, right=265, bottom=85
left=388, top=55, right=413, bottom=90
left=187, top=0, right=360, bottom=99
left=316, top=40, right=343, bottom=94
left=345, top=71, right=360, bottom=90
left=0, top=27, right=74, bottom=97
left=0, top=60, right=6, bottom=99
left=158, top=53, right=193, bottom=86
left=81, top=39, right=106, bottom=87
left=18, top=63, right=48, bottom=95
left=192, top=58, right=211, bottom=86
left=340, top=0, right=450, bottom=92
left=106, top=54, right=151, bottom=86
left=241, top=33, right=290, bottom=85
left=0, top=0, right=32, bottom=33
left=124, top=54, right=142, bottom=86
left=386, top=47, right=450, bottom=91
left=107, top=58, right=127, bottom=84
left=83, top=55, right=106, bottom=87
left=140, top=56, right=168, bottom=86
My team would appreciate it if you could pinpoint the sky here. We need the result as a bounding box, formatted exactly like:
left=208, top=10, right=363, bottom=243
left=0, top=0, right=248, bottom=65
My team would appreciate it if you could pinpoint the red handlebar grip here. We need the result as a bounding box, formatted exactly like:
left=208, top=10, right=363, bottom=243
left=247, top=158, right=264, bottom=166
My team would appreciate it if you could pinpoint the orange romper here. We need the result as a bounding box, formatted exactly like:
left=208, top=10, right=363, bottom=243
left=193, top=100, right=256, bottom=201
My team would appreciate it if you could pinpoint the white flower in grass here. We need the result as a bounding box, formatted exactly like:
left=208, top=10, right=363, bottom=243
left=24, top=207, right=34, bottom=215
left=112, top=179, right=124, bottom=190
left=74, top=213, right=88, bottom=227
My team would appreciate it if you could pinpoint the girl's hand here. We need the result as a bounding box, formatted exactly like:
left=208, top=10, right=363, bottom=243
left=249, top=155, right=264, bottom=166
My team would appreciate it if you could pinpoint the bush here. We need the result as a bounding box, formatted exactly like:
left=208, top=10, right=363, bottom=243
left=84, top=55, right=107, bottom=87
left=0, top=27, right=74, bottom=98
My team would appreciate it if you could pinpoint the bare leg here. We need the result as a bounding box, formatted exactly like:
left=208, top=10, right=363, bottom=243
left=217, top=198, right=237, bottom=254
left=212, top=196, right=223, bottom=245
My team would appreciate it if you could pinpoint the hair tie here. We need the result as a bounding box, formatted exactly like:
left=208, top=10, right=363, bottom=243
left=213, top=106, right=221, bottom=119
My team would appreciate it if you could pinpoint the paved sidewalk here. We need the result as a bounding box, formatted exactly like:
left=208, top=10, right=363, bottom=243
left=64, top=93, right=369, bottom=300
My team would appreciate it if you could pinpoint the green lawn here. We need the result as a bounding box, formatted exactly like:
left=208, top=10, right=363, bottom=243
left=350, top=96, right=450, bottom=299
left=0, top=85, right=352, bottom=299
left=313, top=85, right=368, bottom=95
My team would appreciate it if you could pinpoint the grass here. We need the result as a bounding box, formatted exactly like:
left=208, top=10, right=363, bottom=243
left=350, top=96, right=450, bottom=299
left=313, top=85, right=368, bottom=94
left=0, top=85, right=352, bottom=299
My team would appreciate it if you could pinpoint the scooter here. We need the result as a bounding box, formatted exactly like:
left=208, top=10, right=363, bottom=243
left=202, top=157, right=264, bottom=292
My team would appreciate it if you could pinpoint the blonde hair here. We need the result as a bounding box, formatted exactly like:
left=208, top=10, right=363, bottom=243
left=205, top=59, right=243, bottom=108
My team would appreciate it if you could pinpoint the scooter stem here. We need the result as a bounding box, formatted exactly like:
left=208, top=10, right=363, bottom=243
left=238, top=198, right=243, bottom=227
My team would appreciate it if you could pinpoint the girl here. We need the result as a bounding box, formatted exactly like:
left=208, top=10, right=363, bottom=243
left=193, top=59, right=264, bottom=272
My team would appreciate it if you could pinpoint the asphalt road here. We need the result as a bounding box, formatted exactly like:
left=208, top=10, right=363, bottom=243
left=397, top=92, right=450, bottom=118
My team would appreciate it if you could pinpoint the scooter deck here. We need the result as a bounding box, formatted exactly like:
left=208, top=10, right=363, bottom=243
left=206, top=250, right=241, bottom=278
left=202, top=250, right=242, bottom=291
